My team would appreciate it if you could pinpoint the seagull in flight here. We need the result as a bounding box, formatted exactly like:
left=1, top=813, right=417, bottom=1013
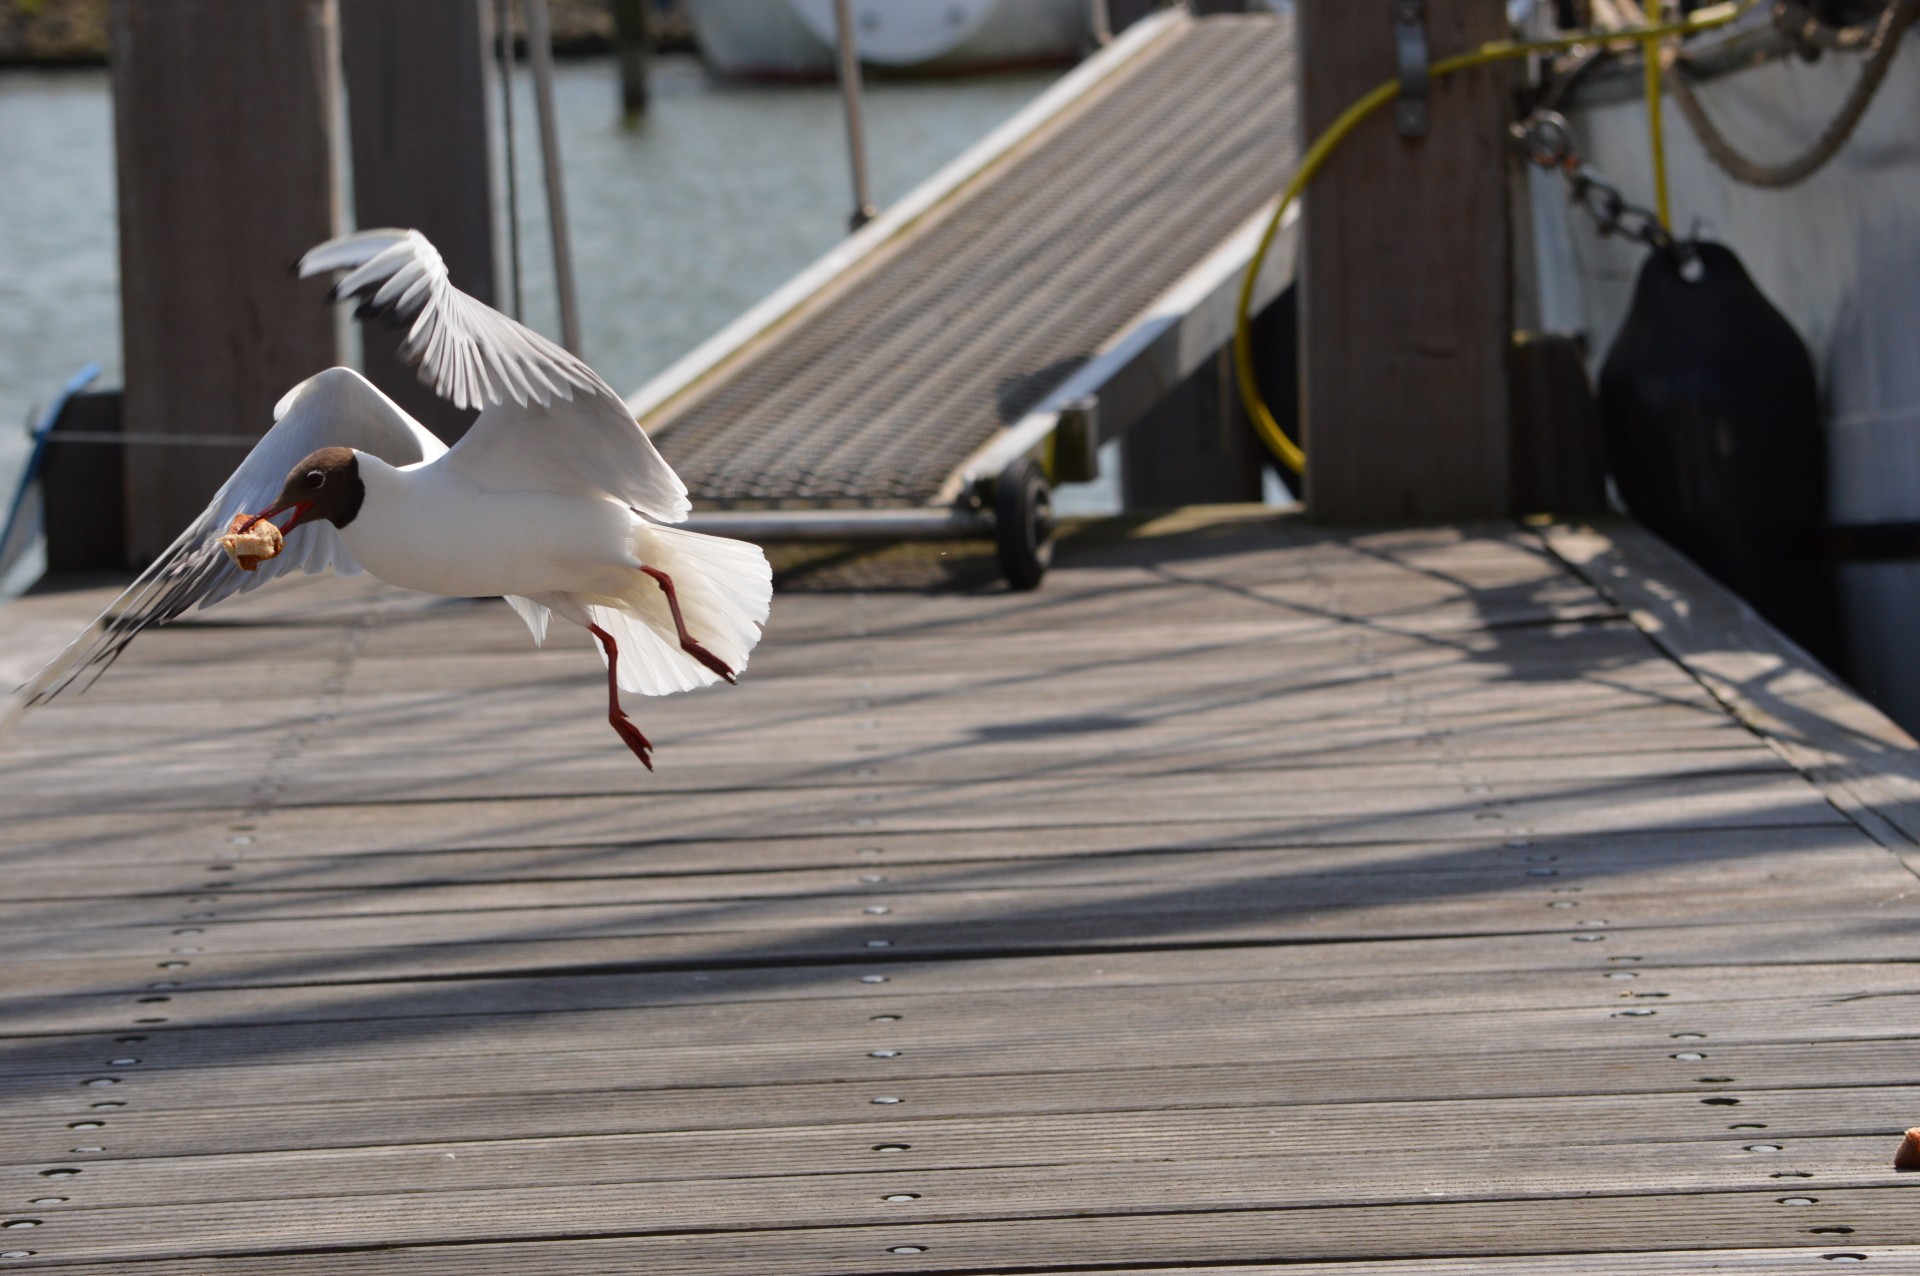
left=29, top=229, right=772, bottom=770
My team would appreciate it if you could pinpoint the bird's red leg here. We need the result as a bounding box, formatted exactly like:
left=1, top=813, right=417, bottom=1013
left=587, top=622, right=654, bottom=770
left=640, top=566, right=737, bottom=684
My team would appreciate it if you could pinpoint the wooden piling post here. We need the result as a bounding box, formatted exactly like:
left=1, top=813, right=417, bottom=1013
left=1297, top=0, right=1512, bottom=522
left=110, top=0, right=345, bottom=562
left=524, top=0, right=584, bottom=354
left=611, top=0, right=651, bottom=121
left=340, top=0, right=500, bottom=442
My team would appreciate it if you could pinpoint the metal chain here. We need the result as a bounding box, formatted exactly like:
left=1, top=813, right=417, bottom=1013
left=1512, top=110, right=1675, bottom=251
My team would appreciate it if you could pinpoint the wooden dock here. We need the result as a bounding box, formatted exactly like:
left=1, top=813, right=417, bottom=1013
left=3, top=510, right=1920, bottom=1271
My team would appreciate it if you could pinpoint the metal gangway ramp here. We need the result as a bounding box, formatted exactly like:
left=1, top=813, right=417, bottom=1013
left=630, top=10, right=1300, bottom=585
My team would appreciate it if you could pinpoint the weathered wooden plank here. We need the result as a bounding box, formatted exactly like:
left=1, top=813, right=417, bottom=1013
left=3, top=909, right=1906, bottom=1032
left=8, top=1187, right=1917, bottom=1273
left=11, top=642, right=1720, bottom=733
left=0, top=838, right=1897, bottom=944
left=3, top=1083, right=1915, bottom=1199
left=4, top=978, right=1917, bottom=1093
left=24, top=695, right=1731, bottom=768
left=18, top=568, right=1618, bottom=691
left=2, top=1037, right=1915, bottom=1158
left=0, top=821, right=1855, bottom=901
left=2, top=718, right=1764, bottom=813
left=16, top=1252, right=1911, bottom=1276
left=953, top=1256, right=1920, bottom=1276
left=1, top=865, right=1900, bottom=969
left=3, top=1136, right=1910, bottom=1262
left=0, top=958, right=1913, bottom=1080
left=0, top=761, right=1849, bottom=839
left=5, top=515, right=1574, bottom=630
left=0, top=807, right=1854, bottom=879
left=0, top=726, right=1774, bottom=828
left=0, top=577, right=1634, bottom=657
left=12, top=939, right=1920, bottom=1039
left=5, top=680, right=1733, bottom=767
left=0, top=675, right=1751, bottom=756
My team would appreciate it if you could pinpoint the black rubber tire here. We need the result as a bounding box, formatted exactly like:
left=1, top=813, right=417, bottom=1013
left=993, top=458, right=1054, bottom=591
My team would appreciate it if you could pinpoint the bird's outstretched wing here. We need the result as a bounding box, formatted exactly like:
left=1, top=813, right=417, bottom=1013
left=25, top=368, right=445, bottom=704
left=300, top=229, right=691, bottom=523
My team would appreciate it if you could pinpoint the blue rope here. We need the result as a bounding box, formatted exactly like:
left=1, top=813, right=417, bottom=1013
left=0, top=363, right=103, bottom=581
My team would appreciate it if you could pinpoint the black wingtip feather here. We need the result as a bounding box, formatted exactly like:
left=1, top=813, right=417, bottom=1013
left=343, top=291, right=422, bottom=332
left=32, top=539, right=242, bottom=708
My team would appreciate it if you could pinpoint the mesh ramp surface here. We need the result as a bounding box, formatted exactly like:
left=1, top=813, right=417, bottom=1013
left=650, top=15, right=1299, bottom=507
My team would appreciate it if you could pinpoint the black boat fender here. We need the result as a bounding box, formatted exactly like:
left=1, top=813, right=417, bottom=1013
left=1597, top=240, right=1842, bottom=670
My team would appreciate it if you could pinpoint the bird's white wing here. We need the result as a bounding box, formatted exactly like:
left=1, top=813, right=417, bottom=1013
left=26, top=367, right=445, bottom=704
left=300, top=229, right=690, bottom=523
left=446, top=394, right=690, bottom=524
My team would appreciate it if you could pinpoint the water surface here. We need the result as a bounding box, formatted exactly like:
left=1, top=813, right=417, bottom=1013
left=0, top=54, right=1058, bottom=501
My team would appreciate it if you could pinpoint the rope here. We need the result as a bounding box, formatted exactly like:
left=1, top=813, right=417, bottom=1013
left=1668, top=0, right=1920, bottom=188
left=1776, top=0, right=1891, bottom=50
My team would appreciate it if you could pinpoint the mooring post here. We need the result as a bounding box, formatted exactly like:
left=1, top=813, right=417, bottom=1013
left=1297, top=0, right=1512, bottom=521
left=109, top=0, right=345, bottom=562
left=831, top=0, right=878, bottom=231
left=495, top=0, right=525, bottom=323
left=611, top=0, right=651, bottom=122
left=1090, top=0, right=1113, bottom=45
left=339, top=0, right=500, bottom=443
left=524, top=0, right=583, bottom=354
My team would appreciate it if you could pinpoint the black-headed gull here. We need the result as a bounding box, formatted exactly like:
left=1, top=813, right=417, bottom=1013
left=31, top=229, right=772, bottom=770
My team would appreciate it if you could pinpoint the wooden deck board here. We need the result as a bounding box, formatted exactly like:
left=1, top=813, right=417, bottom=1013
left=11, top=1193, right=1917, bottom=1274
left=3, top=1043, right=1919, bottom=1160
left=6, top=1139, right=1915, bottom=1262
left=3, top=512, right=1918, bottom=1271
left=8, top=1083, right=1913, bottom=1191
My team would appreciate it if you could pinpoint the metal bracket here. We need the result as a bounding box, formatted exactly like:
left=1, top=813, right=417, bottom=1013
left=1391, top=0, right=1429, bottom=138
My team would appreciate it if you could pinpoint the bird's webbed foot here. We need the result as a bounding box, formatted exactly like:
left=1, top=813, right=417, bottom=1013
left=608, top=708, right=655, bottom=771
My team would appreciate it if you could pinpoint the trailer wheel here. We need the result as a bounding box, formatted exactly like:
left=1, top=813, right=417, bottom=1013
left=994, top=458, right=1054, bottom=591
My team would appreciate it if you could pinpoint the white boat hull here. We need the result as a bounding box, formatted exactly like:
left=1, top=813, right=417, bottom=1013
left=688, top=0, right=1088, bottom=78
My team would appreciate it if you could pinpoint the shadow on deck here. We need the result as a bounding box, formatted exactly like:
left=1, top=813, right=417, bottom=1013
left=1, top=509, right=1918, bottom=1272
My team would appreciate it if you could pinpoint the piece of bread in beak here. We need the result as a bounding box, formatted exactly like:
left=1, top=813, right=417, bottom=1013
left=220, top=514, right=284, bottom=572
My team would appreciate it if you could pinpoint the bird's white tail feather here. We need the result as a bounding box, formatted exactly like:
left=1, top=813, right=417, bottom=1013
left=585, top=523, right=772, bottom=696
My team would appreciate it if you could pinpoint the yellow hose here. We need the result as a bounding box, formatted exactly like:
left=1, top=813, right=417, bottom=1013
left=1234, top=2, right=1750, bottom=476
left=1644, top=32, right=1672, bottom=229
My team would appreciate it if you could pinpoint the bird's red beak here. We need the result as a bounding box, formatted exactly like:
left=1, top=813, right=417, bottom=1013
left=238, top=501, right=313, bottom=533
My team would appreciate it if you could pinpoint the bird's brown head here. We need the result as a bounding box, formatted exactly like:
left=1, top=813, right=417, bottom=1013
left=242, top=447, right=366, bottom=534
